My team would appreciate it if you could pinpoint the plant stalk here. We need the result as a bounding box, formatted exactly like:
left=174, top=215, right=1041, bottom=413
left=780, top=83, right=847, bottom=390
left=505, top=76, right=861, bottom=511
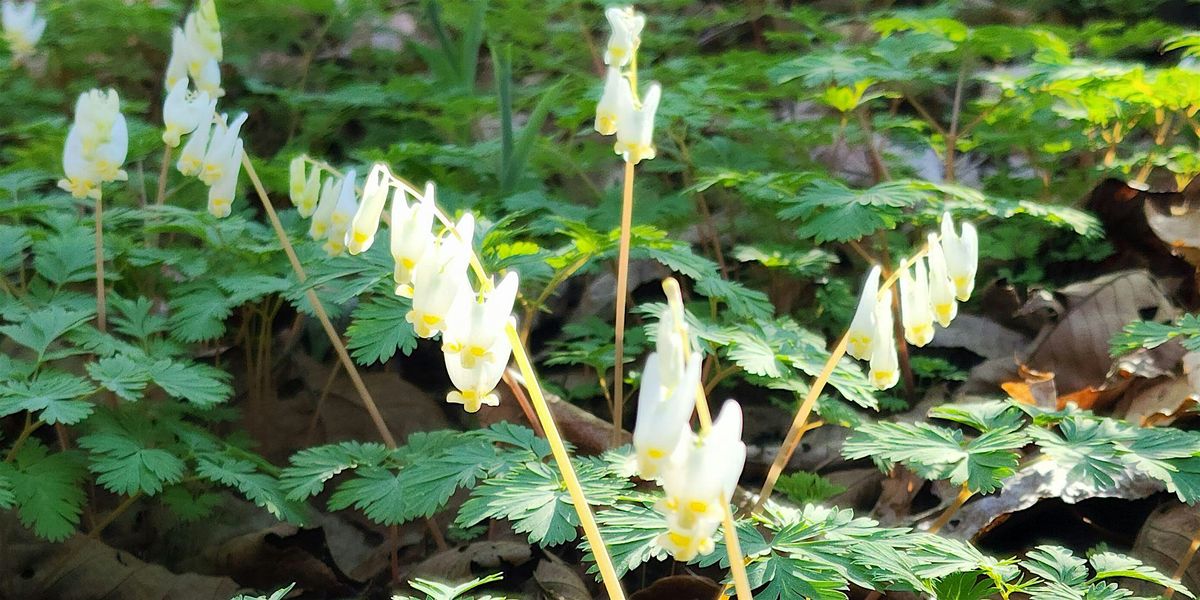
left=506, top=323, right=626, bottom=600
left=240, top=154, right=397, bottom=449
left=612, top=159, right=636, bottom=447
left=94, top=190, right=107, bottom=333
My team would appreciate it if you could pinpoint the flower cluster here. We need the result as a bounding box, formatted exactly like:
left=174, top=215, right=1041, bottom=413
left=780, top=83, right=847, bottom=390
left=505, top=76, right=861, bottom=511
left=1, top=0, right=44, bottom=63
left=165, top=0, right=223, bottom=98
left=290, top=162, right=519, bottom=413
left=846, top=213, right=978, bottom=389
left=57, top=90, right=128, bottom=200
left=163, top=1, right=243, bottom=219
left=593, top=5, right=661, bottom=165
left=632, top=290, right=746, bottom=562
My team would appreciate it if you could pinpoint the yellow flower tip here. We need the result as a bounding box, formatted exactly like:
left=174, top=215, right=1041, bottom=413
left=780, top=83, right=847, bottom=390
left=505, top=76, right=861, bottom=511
left=395, top=283, right=414, bottom=298
left=162, top=128, right=182, bottom=148
left=400, top=257, right=417, bottom=270
left=595, top=113, right=618, bottom=136
left=934, top=304, right=955, bottom=327
left=907, top=323, right=933, bottom=347
left=207, top=199, right=231, bottom=218
left=870, top=369, right=898, bottom=390
left=686, top=500, right=710, bottom=516
left=322, top=239, right=345, bottom=257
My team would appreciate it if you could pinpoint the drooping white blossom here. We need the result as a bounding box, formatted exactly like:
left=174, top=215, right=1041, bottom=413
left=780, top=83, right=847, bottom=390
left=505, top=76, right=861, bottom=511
left=926, top=233, right=958, bottom=328
left=309, top=171, right=348, bottom=241
left=595, top=67, right=632, bottom=136
left=846, top=265, right=881, bottom=361
left=940, top=212, right=979, bottom=302
left=1, top=0, right=44, bottom=62
left=390, top=183, right=436, bottom=297
left=406, top=214, right=474, bottom=338
left=322, top=170, right=360, bottom=256
left=868, top=289, right=899, bottom=390
left=632, top=350, right=700, bottom=480
left=162, top=78, right=214, bottom=148
left=206, top=139, right=242, bottom=218
left=603, top=6, right=644, bottom=67
left=198, top=112, right=247, bottom=186
left=444, top=319, right=513, bottom=413
left=346, top=164, right=390, bottom=255
left=442, top=272, right=519, bottom=369
left=899, top=257, right=934, bottom=347
left=614, top=82, right=661, bottom=165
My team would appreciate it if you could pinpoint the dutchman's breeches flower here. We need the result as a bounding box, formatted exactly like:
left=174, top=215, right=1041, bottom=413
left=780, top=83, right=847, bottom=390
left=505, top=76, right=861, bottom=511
left=632, top=350, right=701, bottom=480
left=390, top=183, right=436, bottom=297
left=603, top=6, right=644, bottom=67
left=926, top=233, right=958, bottom=327
left=846, top=265, right=882, bottom=360
left=346, top=164, right=390, bottom=255
left=57, top=89, right=128, bottom=199
left=614, top=82, right=661, bottom=165
left=206, top=139, right=243, bottom=218
left=595, top=67, right=633, bottom=136
left=868, top=289, right=899, bottom=390
left=162, top=78, right=214, bottom=148
left=940, top=212, right=979, bottom=302
left=2, top=0, right=45, bottom=61
left=177, top=117, right=212, bottom=177
left=656, top=401, right=746, bottom=561
left=443, top=272, right=519, bottom=369
left=444, top=319, right=513, bottom=413
left=199, top=112, right=247, bottom=186
left=309, top=172, right=348, bottom=241
left=407, top=252, right=470, bottom=339
left=899, top=256, right=935, bottom=347
left=287, top=158, right=322, bottom=218
left=322, top=171, right=361, bottom=257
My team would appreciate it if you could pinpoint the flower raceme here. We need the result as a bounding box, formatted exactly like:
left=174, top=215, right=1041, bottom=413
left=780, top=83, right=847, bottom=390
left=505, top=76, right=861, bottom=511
left=57, top=90, right=128, bottom=200
left=593, top=4, right=661, bottom=165
left=1, top=0, right=44, bottom=62
left=656, top=401, right=746, bottom=562
left=843, top=214, right=979, bottom=390
left=165, top=0, right=223, bottom=97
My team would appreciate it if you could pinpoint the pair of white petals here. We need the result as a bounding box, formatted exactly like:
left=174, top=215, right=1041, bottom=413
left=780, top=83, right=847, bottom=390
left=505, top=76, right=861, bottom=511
left=2, top=0, right=44, bottom=59
left=58, top=90, right=128, bottom=200
left=176, top=112, right=245, bottom=218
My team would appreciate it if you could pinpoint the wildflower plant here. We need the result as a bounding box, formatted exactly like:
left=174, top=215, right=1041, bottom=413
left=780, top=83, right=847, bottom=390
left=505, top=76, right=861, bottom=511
left=5, top=2, right=1200, bottom=600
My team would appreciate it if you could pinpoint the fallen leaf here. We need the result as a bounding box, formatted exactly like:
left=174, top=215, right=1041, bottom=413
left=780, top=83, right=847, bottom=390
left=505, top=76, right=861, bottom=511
left=629, top=574, right=721, bottom=600
left=1126, top=503, right=1200, bottom=597
left=198, top=523, right=358, bottom=596
left=928, top=314, right=1031, bottom=359
left=0, top=513, right=240, bottom=600
left=533, top=554, right=591, bottom=600
left=1025, top=270, right=1177, bottom=394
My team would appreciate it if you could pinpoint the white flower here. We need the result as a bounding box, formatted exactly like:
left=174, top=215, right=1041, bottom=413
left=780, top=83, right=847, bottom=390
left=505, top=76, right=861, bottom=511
left=603, top=6, right=644, bottom=67
left=595, top=67, right=632, bottom=136
left=309, top=170, right=348, bottom=241
left=656, top=400, right=746, bottom=562
left=346, top=164, right=390, bottom=255
left=198, top=112, right=246, bottom=186
left=165, top=28, right=190, bottom=90
left=322, top=170, right=360, bottom=256
left=940, top=212, right=979, bottom=302
left=444, top=319, right=513, bottom=413
left=2, top=0, right=44, bottom=60
left=632, top=350, right=700, bottom=480
left=90, top=113, right=129, bottom=183
left=390, top=182, right=436, bottom=297
left=74, top=89, right=121, bottom=155
left=443, top=272, right=519, bottom=369
left=58, top=127, right=98, bottom=199
left=206, top=139, right=242, bottom=218
left=899, top=256, right=934, bottom=347
left=868, top=289, right=899, bottom=390
left=176, top=116, right=212, bottom=177
left=846, top=265, right=881, bottom=361
left=184, top=0, right=222, bottom=63
left=406, top=214, right=474, bottom=338
left=192, top=56, right=222, bottom=99
left=926, top=233, right=958, bottom=328
left=162, top=78, right=214, bottom=147
left=653, top=303, right=693, bottom=393
left=614, top=82, right=660, bottom=165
